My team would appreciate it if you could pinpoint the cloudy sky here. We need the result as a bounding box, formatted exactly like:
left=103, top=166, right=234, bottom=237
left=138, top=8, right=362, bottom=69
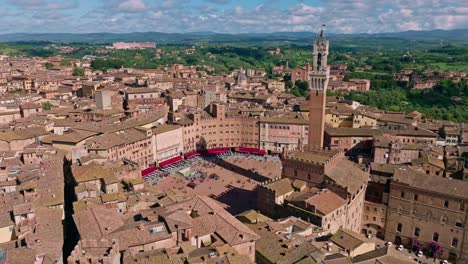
left=0, top=0, right=467, bottom=34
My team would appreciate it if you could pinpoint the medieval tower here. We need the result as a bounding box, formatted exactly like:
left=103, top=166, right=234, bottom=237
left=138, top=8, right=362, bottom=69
left=308, top=28, right=330, bottom=149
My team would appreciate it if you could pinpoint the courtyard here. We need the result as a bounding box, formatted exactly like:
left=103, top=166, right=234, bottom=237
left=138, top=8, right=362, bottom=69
left=150, top=152, right=282, bottom=214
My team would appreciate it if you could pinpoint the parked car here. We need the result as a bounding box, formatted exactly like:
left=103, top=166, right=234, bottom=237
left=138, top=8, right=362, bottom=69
left=397, top=245, right=404, bottom=251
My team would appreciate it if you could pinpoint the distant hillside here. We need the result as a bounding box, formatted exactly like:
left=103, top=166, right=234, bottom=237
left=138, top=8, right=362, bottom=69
left=347, top=29, right=468, bottom=41
left=0, top=29, right=467, bottom=44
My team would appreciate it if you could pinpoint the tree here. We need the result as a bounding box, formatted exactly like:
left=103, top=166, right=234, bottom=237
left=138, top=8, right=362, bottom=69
left=72, top=67, right=85, bottom=77
left=426, top=241, right=444, bottom=258
left=326, top=90, right=338, bottom=96
left=60, top=60, right=72, bottom=66
left=42, top=102, right=53, bottom=111
left=44, top=62, right=53, bottom=70
left=409, top=237, right=424, bottom=252
left=91, top=58, right=125, bottom=71
left=295, top=80, right=308, bottom=91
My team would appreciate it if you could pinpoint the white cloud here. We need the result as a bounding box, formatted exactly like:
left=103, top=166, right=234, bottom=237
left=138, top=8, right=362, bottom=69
left=0, top=0, right=467, bottom=34
left=117, top=0, right=146, bottom=12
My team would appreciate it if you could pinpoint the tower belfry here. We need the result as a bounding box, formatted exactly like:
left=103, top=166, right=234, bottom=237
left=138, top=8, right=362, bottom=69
left=307, top=26, right=330, bottom=150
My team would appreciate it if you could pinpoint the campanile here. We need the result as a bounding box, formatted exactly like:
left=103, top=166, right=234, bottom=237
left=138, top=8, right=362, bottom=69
left=308, top=28, right=330, bottom=150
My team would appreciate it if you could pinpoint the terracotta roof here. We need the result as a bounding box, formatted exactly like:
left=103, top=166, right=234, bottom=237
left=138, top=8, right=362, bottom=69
left=123, top=249, right=177, bottom=264
left=73, top=205, right=124, bottom=240
left=125, top=88, right=160, bottom=94
left=390, top=127, right=438, bottom=137
left=0, top=128, right=48, bottom=143
left=72, top=164, right=119, bottom=184
left=305, top=190, right=347, bottom=216
left=74, top=182, right=99, bottom=194
left=107, top=221, right=173, bottom=250
left=173, top=117, right=194, bottom=125
left=20, top=102, right=41, bottom=109
left=0, top=212, right=13, bottom=228
left=236, top=210, right=272, bottom=224
left=12, top=203, right=33, bottom=216
left=27, top=207, right=63, bottom=261
left=292, top=179, right=307, bottom=190
left=5, top=248, right=37, bottom=264
left=331, top=228, right=369, bottom=251
left=287, top=149, right=339, bottom=165
left=33, top=188, right=64, bottom=207
left=393, top=167, right=468, bottom=198
left=325, top=128, right=382, bottom=137
left=72, top=112, right=165, bottom=134
left=151, top=124, right=181, bottom=135
left=44, top=130, right=98, bottom=144
left=162, top=196, right=260, bottom=246
left=370, top=163, right=402, bottom=176
left=250, top=222, right=322, bottom=264
left=411, top=155, right=445, bottom=169
left=266, top=216, right=314, bottom=233
left=324, top=159, right=368, bottom=195
left=378, top=114, right=414, bottom=125
left=84, top=128, right=149, bottom=150
left=264, top=178, right=294, bottom=196
left=322, top=253, right=352, bottom=264
left=101, top=192, right=127, bottom=203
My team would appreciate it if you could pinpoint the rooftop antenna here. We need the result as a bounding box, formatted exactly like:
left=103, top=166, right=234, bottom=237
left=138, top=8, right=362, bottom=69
left=320, top=24, right=326, bottom=38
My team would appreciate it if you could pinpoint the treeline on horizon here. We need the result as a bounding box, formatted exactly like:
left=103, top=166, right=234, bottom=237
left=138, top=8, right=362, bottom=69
left=0, top=36, right=466, bottom=123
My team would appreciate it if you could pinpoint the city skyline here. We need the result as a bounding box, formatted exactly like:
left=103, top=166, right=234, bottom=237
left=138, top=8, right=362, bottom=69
left=0, top=5, right=466, bottom=262
left=0, top=0, right=467, bottom=34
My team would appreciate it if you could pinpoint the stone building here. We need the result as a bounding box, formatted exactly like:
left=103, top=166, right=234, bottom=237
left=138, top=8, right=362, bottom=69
left=291, top=62, right=311, bottom=83
left=173, top=102, right=259, bottom=153
left=151, top=124, right=183, bottom=164
left=259, top=116, right=309, bottom=154
left=385, top=167, right=468, bottom=262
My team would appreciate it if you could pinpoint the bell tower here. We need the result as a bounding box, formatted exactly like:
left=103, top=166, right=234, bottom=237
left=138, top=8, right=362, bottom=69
left=308, top=25, right=330, bottom=150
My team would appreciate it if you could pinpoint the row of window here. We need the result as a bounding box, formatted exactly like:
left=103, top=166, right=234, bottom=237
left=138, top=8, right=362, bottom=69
left=366, top=206, right=385, bottom=212
left=202, top=131, right=258, bottom=135
left=132, top=94, right=157, bottom=99
left=400, top=191, right=463, bottom=210
left=205, top=138, right=257, bottom=143
left=364, top=215, right=384, bottom=223
left=397, top=224, right=459, bottom=247
left=260, top=124, right=309, bottom=130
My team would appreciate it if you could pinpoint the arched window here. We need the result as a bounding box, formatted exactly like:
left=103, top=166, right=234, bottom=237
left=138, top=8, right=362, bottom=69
left=433, top=232, right=439, bottom=242
left=414, top=227, right=420, bottom=237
